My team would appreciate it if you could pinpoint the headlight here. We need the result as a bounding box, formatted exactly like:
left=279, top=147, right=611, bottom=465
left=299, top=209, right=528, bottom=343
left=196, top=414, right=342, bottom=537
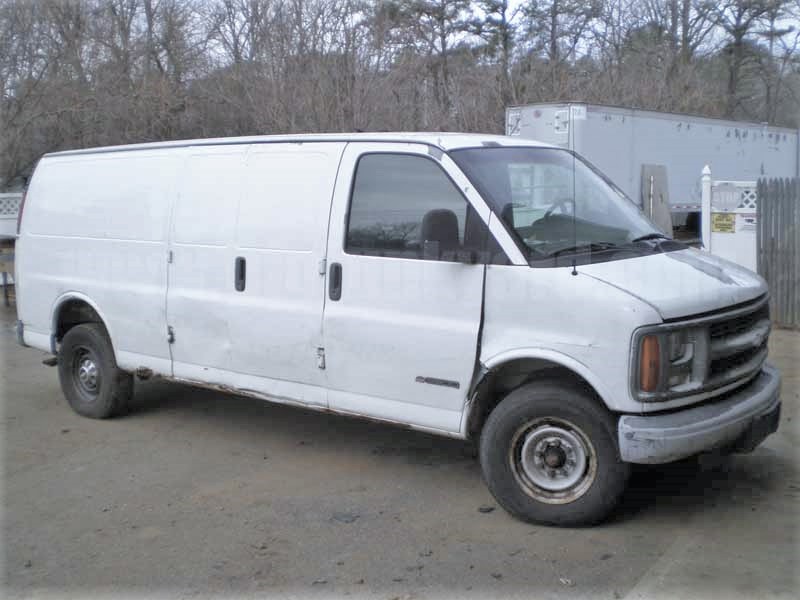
left=667, top=330, right=690, bottom=362
left=633, top=326, right=707, bottom=401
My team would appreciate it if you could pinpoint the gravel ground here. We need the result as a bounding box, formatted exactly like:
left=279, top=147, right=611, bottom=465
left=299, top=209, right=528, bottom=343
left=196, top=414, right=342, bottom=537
left=1, top=302, right=797, bottom=599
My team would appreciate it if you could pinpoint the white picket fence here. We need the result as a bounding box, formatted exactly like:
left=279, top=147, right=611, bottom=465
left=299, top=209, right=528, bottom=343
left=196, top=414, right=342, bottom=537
left=0, top=192, right=22, bottom=240
left=700, top=166, right=758, bottom=272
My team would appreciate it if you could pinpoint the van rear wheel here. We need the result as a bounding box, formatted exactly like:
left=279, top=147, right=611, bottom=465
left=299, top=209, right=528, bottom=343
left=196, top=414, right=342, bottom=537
left=58, top=323, right=133, bottom=419
left=479, top=381, right=629, bottom=526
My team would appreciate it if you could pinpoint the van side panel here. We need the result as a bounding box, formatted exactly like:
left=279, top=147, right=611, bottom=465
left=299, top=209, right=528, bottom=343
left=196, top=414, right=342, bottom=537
left=17, top=152, right=175, bottom=373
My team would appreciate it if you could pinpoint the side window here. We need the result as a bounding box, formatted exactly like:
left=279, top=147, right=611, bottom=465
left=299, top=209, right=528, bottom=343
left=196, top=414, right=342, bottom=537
left=345, top=153, right=502, bottom=262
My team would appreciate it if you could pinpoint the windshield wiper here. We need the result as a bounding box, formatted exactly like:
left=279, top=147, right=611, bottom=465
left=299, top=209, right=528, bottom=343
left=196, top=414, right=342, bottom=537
left=631, top=232, right=671, bottom=242
left=547, top=242, right=621, bottom=257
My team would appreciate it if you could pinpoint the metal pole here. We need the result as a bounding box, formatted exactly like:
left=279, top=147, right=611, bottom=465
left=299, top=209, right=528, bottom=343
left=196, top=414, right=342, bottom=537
left=701, top=165, right=712, bottom=251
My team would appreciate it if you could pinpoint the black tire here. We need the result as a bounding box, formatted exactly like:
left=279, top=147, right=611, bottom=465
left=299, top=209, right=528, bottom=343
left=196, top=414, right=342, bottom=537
left=479, top=380, right=629, bottom=526
left=58, top=323, right=133, bottom=419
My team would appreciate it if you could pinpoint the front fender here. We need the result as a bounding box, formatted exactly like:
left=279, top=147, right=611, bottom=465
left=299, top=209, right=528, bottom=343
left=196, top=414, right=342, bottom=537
left=481, top=347, right=616, bottom=409
left=459, top=347, right=619, bottom=438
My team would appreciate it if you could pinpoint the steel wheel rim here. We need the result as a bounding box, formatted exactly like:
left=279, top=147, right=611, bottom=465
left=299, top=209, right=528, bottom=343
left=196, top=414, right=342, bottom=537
left=509, top=417, right=597, bottom=505
left=72, top=346, right=101, bottom=401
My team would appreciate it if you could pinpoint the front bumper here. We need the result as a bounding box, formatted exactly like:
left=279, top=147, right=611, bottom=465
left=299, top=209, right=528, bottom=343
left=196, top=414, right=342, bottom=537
left=618, top=363, right=781, bottom=464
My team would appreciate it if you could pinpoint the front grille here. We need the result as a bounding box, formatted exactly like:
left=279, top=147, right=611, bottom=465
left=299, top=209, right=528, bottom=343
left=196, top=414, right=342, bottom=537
left=707, top=298, right=770, bottom=389
left=709, top=301, right=769, bottom=338
left=710, top=341, right=768, bottom=378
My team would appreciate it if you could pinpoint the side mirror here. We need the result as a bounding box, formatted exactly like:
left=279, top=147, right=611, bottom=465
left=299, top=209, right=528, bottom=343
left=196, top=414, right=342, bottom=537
left=422, top=240, right=440, bottom=261
left=456, top=249, right=479, bottom=264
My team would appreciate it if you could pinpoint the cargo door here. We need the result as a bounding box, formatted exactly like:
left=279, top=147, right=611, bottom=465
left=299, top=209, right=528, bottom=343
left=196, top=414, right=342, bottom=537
left=166, top=146, right=245, bottom=381
left=223, top=142, right=345, bottom=406
left=166, top=143, right=343, bottom=408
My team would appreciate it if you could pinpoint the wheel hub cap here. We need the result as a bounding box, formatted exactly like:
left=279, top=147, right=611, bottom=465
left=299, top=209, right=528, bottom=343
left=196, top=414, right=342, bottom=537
left=544, top=445, right=567, bottom=469
left=76, top=356, right=99, bottom=392
left=519, top=425, right=589, bottom=493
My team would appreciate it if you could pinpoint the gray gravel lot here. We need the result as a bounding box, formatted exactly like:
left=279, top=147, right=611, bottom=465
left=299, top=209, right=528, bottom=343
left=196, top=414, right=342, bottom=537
left=1, top=303, right=798, bottom=599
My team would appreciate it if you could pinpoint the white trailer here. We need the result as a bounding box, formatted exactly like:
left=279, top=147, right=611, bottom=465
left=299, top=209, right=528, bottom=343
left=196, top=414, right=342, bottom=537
left=505, top=103, right=799, bottom=233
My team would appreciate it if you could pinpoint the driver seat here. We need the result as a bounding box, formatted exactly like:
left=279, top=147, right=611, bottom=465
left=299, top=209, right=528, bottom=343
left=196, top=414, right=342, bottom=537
left=421, top=209, right=460, bottom=259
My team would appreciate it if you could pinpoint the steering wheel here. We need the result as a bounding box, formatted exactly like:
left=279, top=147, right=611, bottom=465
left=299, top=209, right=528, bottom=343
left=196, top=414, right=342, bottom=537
left=544, top=197, right=575, bottom=218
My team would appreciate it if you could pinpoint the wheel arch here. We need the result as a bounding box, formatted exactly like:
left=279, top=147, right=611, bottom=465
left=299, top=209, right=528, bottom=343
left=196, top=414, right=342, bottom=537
left=50, top=292, right=117, bottom=357
left=462, top=349, right=615, bottom=441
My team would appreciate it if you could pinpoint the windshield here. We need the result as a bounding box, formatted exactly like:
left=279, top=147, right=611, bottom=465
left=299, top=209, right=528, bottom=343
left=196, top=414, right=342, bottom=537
left=450, top=147, right=677, bottom=265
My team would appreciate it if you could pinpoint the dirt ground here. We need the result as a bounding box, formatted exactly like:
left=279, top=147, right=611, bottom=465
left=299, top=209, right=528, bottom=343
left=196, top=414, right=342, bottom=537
left=1, top=302, right=798, bottom=599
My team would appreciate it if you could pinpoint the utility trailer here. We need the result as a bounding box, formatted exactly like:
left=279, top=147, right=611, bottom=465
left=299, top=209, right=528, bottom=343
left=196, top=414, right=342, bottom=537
left=505, top=103, right=800, bottom=238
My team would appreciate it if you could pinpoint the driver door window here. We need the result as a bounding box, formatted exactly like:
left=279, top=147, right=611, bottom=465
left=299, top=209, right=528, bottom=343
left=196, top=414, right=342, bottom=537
left=345, top=153, right=498, bottom=262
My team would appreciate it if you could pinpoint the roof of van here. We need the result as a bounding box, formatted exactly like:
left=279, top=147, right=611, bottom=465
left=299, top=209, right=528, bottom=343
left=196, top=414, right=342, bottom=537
left=45, top=132, right=555, bottom=157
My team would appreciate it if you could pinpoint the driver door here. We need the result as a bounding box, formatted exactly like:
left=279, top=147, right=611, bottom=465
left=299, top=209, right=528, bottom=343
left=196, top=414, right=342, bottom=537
left=321, top=143, right=497, bottom=433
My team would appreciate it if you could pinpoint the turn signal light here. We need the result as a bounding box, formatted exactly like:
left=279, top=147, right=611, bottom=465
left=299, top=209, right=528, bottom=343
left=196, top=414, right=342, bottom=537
left=640, top=335, right=660, bottom=392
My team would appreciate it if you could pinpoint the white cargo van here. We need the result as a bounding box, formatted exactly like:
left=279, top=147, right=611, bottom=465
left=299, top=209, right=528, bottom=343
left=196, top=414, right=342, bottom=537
left=15, top=133, right=781, bottom=525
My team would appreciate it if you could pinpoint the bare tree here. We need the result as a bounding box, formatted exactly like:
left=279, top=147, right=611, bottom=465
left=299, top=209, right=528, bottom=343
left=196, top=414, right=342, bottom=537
left=394, top=0, right=472, bottom=124
left=1, top=0, right=798, bottom=189
left=707, top=0, right=771, bottom=117
left=520, top=0, right=600, bottom=96
left=755, top=0, right=798, bottom=122
left=471, top=0, right=519, bottom=105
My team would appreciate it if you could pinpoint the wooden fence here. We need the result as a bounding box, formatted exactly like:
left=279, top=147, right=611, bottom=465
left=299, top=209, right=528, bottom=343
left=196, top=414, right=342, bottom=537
left=757, top=178, right=799, bottom=328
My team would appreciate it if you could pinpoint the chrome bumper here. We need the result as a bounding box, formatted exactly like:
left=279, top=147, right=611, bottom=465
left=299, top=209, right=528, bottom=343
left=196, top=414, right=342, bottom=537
left=619, top=364, right=781, bottom=464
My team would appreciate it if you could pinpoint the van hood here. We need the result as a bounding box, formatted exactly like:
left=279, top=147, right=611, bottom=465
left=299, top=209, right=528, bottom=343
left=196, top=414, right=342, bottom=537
left=580, top=248, right=767, bottom=321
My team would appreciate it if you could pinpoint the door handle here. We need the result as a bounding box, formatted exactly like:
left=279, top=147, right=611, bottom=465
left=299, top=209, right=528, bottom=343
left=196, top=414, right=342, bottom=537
left=329, top=262, right=342, bottom=301
left=235, top=256, right=246, bottom=291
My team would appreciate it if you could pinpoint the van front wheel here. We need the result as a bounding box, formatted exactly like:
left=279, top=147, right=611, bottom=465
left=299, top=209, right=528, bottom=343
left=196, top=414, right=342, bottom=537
left=479, top=381, right=629, bottom=526
left=58, top=323, right=133, bottom=419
